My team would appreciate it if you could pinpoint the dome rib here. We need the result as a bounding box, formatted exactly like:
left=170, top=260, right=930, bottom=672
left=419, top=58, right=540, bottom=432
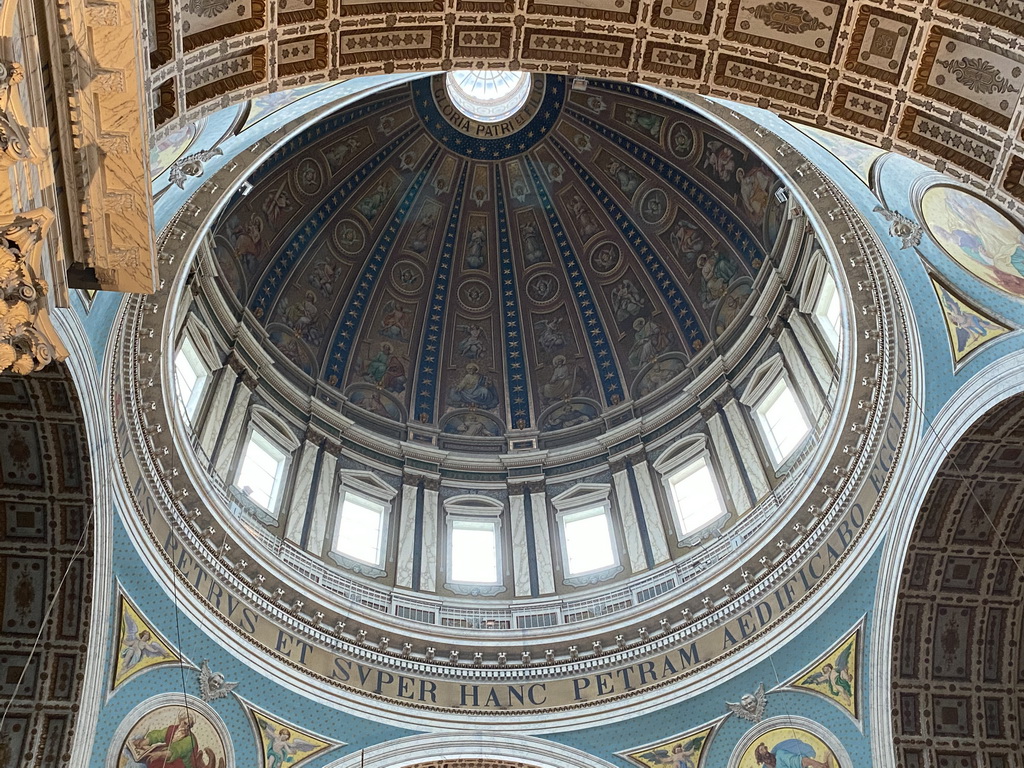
left=210, top=75, right=790, bottom=439
left=249, top=121, right=423, bottom=322
left=327, top=145, right=444, bottom=388
left=549, top=135, right=708, bottom=350
left=523, top=154, right=627, bottom=407
left=494, top=166, right=533, bottom=430
left=566, top=91, right=768, bottom=267
left=412, top=163, right=472, bottom=423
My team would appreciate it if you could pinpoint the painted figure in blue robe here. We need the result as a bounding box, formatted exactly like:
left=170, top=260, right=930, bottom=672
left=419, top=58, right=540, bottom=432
left=448, top=363, right=499, bottom=409
left=753, top=740, right=832, bottom=768
left=365, top=343, right=406, bottom=392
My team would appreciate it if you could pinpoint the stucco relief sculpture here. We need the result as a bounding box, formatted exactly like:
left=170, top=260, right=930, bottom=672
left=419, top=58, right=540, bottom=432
left=169, top=147, right=225, bottom=189
left=0, top=62, right=34, bottom=169
left=197, top=660, right=238, bottom=701
left=725, top=682, right=767, bottom=722
left=0, top=213, right=67, bottom=373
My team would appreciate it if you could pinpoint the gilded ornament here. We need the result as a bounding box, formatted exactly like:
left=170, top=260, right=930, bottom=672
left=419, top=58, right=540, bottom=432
left=750, top=2, right=827, bottom=34
left=938, top=56, right=1018, bottom=95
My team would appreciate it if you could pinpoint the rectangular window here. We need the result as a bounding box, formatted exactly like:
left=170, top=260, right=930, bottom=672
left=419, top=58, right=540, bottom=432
left=669, top=456, right=725, bottom=535
left=815, top=273, right=842, bottom=352
left=450, top=519, right=499, bottom=584
left=174, top=337, right=209, bottom=420
left=562, top=507, right=616, bottom=576
left=334, top=492, right=385, bottom=566
left=236, top=430, right=287, bottom=511
left=757, top=378, right=811, bottom=465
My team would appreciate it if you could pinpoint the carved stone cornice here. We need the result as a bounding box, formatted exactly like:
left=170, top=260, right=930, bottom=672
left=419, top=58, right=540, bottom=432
left=0, top=210, right=68, bottom=373
left=37, top=0, right=156, bottom=294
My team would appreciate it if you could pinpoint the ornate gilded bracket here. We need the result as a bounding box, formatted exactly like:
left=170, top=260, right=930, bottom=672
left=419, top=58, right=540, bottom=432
left=0, top=209, right=68, bottom=373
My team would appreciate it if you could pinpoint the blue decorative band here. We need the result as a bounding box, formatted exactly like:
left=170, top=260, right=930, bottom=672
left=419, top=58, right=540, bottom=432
left=412, top=162, right=470, bottom=421
left=494, top=166, right=531, bottom=428
left=323, top=146, right=443, bottom=385
left=250, top=124, right=421, bottom=317
left=567, top=107, right=766, bottom=268
left=550, top=136, right=708, bottom=352
left=412, top=74, right=565, bottom=160
left=523, top=155, right=625, bottom=406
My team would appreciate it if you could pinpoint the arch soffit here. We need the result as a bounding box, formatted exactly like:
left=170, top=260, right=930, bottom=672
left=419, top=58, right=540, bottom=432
left=869, top=347, right=1024, bottom=767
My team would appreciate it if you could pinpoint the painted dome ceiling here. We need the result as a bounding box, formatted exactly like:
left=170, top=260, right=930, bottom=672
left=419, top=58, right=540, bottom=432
left=208, top=75, right=788, bottom=445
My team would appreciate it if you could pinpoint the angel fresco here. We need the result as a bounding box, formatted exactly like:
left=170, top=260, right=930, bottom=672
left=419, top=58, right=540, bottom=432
left=228, top=214, right=264, bottom=270
left=379, top=300, right=411, bottom=341
left=281, top=291, right=322, bottom=345
left=520, top=220, right=547, bottom=265
left=629, top=317, right=670, bottom=369
left=357, top=180, right=393, bottom=221
left=466, top=225, right=487, bottom=268
left=407, top=209, right=437, bottom=254
left=738, top=164, right=772, bottom=221
left=120, top=613, right=172, bottom=673
left=456, top=324, right=487, bottom=360
left=667, top=214, right=707, bottom=266
left=612, top=279, right=646, bottom=322
left=801, top=644, right=853, bottom=706
left=260, top=722, right=323, bottom=768
left=324, top=136, right=363, bottom=173
left=569, top=194, right=602, bottom=240
left=922, top=186, right=1024, bottom=295
left=261, top=184, right=293, bottom=224
left=540, top=355, right=576, bottom=401
left=933, top=280, right=1008, bottom=362
left=606, top=159, right=642, bottom=197
left=308, top=259, right=338, bottom=297
left=534, top=316, right=566, bottom=353
left=638, top=734, right=706, bottom=768
left=625, top=107, right=664, bottom=139
left=703, top=141, right=737, bottom=183
left=697, top=251, right=739, bottom=307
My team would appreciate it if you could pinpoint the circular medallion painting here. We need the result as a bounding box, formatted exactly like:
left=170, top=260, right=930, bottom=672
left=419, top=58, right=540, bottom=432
left=590, top=242, right=621, bottom=275
left=333, top=219, right=365, bottom=255
left=734, top=727, right=842, bottom=768
left=526, top=272, right=560, bottom=305
left=116, top=703, right=228, bottom=768
left=392, top=260, right=425, bottom=295
left=921, top=185, right=1024, bottom=296
left=295, top=158, right=324, bottom=196
left=457, top=279, right=492, bottom=311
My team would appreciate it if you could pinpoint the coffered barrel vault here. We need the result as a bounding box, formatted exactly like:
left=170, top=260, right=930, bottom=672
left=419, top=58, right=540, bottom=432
left=144, top=0, right=1024, bottom=213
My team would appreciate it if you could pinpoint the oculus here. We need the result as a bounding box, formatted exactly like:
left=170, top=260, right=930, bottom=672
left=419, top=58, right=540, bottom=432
left=445, top=70, right=533, bottom=124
